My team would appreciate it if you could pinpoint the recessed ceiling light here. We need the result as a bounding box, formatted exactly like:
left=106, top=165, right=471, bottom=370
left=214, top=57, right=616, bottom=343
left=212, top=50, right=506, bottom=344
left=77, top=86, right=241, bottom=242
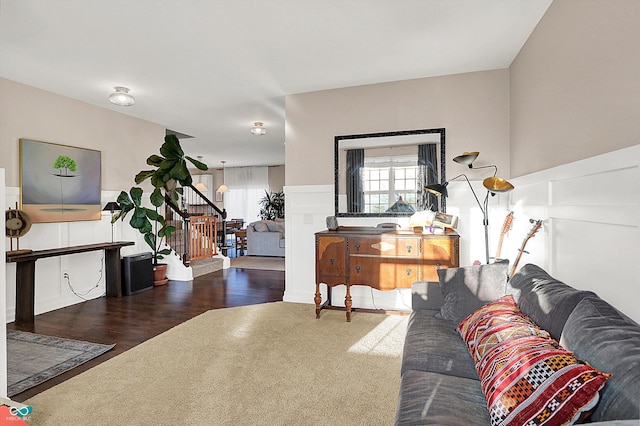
left=250, top=121, right=266, bottom=136
left=109, top=86, right=135, bottom=107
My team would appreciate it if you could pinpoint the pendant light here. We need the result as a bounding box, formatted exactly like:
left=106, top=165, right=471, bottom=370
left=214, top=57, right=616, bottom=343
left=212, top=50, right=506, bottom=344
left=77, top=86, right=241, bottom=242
left=216, top=161, right=229, bottom=193
left=194, top=156, right=208, bottom=192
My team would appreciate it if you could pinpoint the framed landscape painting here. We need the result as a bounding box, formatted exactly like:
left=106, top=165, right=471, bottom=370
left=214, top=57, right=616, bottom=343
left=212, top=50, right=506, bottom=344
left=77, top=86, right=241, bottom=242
left=20, top=139, right=102, bottom=223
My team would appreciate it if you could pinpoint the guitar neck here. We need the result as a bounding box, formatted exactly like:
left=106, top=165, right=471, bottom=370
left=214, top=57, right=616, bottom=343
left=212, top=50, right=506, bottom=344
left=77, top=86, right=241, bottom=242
left=495, top=236, right=505, bottom=260
left=509, top=247, right=525, bottom=277
left=510, top=219, right=542, bottom=277
left=495, top=212, right=513, bottom=261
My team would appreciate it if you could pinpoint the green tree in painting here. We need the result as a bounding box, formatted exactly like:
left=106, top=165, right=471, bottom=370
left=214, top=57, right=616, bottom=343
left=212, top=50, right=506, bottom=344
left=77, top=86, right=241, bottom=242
left=53, top=155, right=77, bottom=175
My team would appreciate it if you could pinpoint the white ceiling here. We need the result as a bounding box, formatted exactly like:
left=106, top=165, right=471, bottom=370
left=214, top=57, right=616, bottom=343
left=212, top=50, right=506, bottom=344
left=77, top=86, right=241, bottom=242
left=0, top=0, right=552, bottom=168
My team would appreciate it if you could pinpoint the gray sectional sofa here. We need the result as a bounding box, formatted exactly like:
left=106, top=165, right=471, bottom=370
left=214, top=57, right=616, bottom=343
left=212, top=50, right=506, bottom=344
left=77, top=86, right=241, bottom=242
left=396, top=263, right=640, bottom=425
left=246, top=220, right=285, bottom=257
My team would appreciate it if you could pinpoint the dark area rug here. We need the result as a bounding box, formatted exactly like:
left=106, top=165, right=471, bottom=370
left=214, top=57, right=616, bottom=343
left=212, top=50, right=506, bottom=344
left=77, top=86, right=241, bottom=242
left=6, top=330, right=115, bottom=396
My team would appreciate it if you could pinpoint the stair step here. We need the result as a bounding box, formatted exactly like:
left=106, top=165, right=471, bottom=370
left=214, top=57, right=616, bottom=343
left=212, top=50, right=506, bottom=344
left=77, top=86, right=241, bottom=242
left=191, top=257, right=224, bottom=277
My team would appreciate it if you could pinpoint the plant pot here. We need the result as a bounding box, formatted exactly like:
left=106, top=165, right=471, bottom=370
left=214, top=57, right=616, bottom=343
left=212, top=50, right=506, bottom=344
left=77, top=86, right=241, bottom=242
left=153, top=264, right=169, bottom=286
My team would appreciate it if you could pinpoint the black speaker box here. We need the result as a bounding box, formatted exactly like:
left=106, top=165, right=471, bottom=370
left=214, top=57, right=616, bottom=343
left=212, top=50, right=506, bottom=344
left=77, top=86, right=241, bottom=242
left=122, top=252, right=153, bottom=295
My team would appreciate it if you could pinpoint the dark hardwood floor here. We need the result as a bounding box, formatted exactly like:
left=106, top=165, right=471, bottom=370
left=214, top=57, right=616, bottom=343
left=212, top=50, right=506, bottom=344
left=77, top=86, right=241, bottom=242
left=6, top=263, right=285, bottom=402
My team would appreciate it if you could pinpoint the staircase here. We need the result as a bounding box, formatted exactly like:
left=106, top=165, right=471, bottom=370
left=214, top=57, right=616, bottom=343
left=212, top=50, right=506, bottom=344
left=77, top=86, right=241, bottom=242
left=169, top=227, right=225, bottom=277
left=164, top=184, right=228, bottom=276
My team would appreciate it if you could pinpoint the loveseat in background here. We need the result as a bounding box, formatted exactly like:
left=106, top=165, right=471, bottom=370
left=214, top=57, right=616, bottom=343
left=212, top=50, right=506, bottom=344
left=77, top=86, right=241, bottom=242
left=395, top=263, right=640, bottom=425
left=246, top=220, right=285, bottom=257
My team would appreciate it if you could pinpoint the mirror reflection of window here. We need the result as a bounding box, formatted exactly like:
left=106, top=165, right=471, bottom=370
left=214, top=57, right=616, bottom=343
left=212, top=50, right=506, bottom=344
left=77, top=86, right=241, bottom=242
left=336, top=128, right=445, bottom=217
left=362, top=155, right=418, bottom=213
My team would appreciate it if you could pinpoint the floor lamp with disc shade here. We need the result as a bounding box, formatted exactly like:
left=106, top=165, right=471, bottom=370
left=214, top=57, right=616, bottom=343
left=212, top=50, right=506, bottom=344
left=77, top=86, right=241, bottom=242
left=424, top=152, right=514, bottom=264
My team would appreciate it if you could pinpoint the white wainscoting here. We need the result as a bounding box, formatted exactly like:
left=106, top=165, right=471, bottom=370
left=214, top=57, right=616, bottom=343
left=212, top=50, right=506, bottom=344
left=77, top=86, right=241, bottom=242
left=284, top=145, right=640, bottom=323
left=4, top=187, right=150, bottom=323
left=508, top=145, right=640, bottom=323
left=283, top=185, right=334, bottom=306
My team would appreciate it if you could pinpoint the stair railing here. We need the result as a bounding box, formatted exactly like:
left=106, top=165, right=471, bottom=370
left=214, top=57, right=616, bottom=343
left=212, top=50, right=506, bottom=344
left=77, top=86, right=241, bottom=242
left=164, top=184, right=227, bottom=266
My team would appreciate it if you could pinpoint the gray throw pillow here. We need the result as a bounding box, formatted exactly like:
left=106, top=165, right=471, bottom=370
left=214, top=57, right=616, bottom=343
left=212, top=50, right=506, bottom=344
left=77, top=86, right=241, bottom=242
left=436, top=261, right=509, bottom=324
left=253, top=221, right=269, bottom=232
left=265, top=220, right=284, bottom=233
left=411, top=281, right=446, bottom=312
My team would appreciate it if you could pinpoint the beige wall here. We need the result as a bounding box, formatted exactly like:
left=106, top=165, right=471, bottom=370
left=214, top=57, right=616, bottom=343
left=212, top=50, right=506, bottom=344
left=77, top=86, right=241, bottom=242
left=0, top=78, right=165, bottom=189
left=510, top=0, right=640, bottom=177
left=285, top=69, right=511, bottom=187
left=268, top=165, right=285, bottom=193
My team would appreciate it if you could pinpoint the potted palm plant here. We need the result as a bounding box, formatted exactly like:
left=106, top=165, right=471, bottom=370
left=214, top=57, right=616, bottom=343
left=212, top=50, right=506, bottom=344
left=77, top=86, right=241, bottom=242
left=258, top=190, right=285, bottom=220
left=114, top=134, right=207, bottom=285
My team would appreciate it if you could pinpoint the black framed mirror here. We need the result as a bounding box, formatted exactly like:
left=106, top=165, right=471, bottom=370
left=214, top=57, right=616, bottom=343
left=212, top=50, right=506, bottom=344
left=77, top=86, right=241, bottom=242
left=335, top=128, right=445, bottom=217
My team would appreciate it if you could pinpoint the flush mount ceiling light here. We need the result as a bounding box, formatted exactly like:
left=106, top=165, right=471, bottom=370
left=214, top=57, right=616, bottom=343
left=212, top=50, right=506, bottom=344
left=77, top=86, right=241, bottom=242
left=108, top=86, right=135, bottom=107
left=250, top=121, right=266, bottom=136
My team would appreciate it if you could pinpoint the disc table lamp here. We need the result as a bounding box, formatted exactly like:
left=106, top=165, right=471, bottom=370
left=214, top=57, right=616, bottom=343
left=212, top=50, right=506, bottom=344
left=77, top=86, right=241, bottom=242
left=103, top=202, right=122, bottom=243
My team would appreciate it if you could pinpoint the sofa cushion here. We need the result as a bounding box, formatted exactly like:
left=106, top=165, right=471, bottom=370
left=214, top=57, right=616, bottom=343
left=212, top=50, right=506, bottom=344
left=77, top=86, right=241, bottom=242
left=253, top=221, right=269, bottom=232
left=395, top=369, right=490, bottom=426
left=458, top=296, right=610, bottom=426
left=436, top=261, right=509, bottom=324
left=265, top=220, right=284, bottom=233
left=560, top=296, right=640, bottom=422
left=507, top=263, right=597, bottom=341
left=401, top=310, right=477, bottom=380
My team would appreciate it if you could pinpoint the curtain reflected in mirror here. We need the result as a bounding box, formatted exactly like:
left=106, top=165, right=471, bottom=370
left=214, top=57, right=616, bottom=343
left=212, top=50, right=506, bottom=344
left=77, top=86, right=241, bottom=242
left=346, top=148, right=364, bottom=213
left=417, top=143, right=438, bottom=211
left=335, top=128, right=445, bottom=217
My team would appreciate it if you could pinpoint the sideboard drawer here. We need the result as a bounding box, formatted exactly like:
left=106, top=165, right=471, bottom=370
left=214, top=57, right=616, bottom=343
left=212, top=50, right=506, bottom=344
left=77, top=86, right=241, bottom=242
left=349, top=258, right=418, bottom=290
left=421, top=239, right=458, bottom=261
left=421, top=264, right=451, bottom=282
left=349, top=236, right=421, bottom=258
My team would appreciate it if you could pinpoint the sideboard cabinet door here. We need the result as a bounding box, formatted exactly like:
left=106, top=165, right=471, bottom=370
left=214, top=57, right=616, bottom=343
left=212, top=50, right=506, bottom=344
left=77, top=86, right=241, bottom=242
left=316, top=235, right=347, bottom=286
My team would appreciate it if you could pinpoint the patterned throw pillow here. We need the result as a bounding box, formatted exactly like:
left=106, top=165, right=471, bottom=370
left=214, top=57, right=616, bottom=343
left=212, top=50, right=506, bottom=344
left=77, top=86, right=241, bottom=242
left=457, top=296, right=610, bottom=426
left=458, top=295, right=549, bottom=364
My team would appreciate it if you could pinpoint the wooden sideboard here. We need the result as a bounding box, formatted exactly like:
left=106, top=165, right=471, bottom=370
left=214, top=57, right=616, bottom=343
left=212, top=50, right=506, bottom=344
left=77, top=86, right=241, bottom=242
left=315, top=227, right=459, bottom=321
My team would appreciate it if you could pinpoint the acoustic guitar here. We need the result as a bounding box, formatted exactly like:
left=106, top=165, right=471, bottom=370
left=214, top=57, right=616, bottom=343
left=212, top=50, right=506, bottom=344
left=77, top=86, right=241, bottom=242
left=494, top=211, right=514, bottom=261
left=510, top=219, right=543, bottom=277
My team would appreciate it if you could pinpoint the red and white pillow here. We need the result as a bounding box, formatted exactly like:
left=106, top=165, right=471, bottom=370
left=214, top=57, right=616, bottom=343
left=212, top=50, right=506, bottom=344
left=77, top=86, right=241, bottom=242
left=457, top=295, right=610, bottom=426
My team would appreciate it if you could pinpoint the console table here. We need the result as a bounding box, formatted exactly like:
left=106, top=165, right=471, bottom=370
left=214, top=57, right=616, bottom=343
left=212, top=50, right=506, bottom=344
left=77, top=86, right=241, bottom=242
left=6, top=241, right=134, bottom=325
left=315, top=227, right=459, bottom=321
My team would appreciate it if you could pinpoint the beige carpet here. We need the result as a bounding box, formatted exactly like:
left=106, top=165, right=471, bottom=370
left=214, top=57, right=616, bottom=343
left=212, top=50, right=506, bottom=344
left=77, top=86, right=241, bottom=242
left=25, top=302, right=408, bottom=425
left=230, top=255, right=285, bottom=271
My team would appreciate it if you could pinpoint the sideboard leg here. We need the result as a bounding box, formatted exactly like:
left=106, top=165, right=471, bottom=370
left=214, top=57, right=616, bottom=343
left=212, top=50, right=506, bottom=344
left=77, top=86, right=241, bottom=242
left=314, top=282, right=322, bottom=319
left=345, top=285, right=352, bottom=322
left=15, top=260, right=36, bottom=325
